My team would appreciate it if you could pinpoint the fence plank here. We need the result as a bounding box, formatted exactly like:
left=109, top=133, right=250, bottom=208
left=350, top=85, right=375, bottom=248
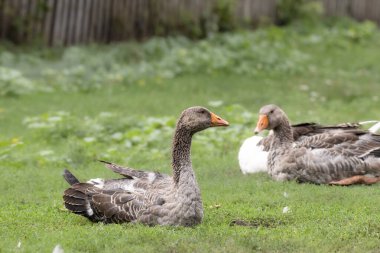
left=34, top=0, right=45, bottom=40
left=102, top=0, right=110, bottom=42
left=95, top=0, right=103, bottom=41
left=52, top=0, right=62, bottom=45
left=74, top=0, right=83, bottom=44
left=352, top=0, right=366, bottom=21
left=69, top=0, right=78, bottom=45
left=45, top=0, right=55, bottom=46
left=0, top=0, right=5, bottom=39
left=336, top=0, right=350, bottom=16
left=109, top=0, right=118, bottom=41
left=81, top=0, right=89, bottom=43
left=374, top=0, right=380, bottom=24
left=64, top=0, right=72, bottom=46
left=323, top=0, right=332, bottom=16
left=25, top=0, right=34, bottom=42
left=367, top=0, right=377, bottom=21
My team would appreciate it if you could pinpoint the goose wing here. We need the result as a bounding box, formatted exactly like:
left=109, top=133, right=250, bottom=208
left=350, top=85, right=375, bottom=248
left=295, top=130, right=380, bottom=155
left=329, top=133, right=380, bottom=157
left=273, top=147, right=368, bottom=184
left=292, top=122, right=360, bottom=139
left=260, top=123, right=361, bottom=151
left=64, top=182, right=148, bottom=223
left=294, top=131, right=360, bottom=149
left=99, top=160, right=164, bottom=181
left=283, top=133, right=380, bottom=184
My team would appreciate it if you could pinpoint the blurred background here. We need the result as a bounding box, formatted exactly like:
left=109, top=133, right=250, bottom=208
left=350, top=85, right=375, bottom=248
left=1, top=0, right=380, bottom=146
left=0, top=0, right=378, bottom=46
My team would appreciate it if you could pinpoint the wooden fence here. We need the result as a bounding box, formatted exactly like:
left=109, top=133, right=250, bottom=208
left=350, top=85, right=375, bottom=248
left=323, top=0, right=380, bottom=22
left=0, top=0, right=379, bottom=47
left=0, top=0, right=277, bottom=46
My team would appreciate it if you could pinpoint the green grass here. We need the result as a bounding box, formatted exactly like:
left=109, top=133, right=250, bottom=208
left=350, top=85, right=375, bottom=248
left=1, top=21, right=380, bottom=252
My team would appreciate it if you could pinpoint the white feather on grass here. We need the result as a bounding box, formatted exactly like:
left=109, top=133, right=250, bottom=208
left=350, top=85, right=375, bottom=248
left=52, top=244, right=64, bottom=253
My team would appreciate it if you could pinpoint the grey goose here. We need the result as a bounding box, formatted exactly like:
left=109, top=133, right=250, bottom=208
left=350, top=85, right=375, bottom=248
left=63, top=106, right=229, bottom=226
left=254, top=104, right=380, bottom=185
left=239, top=121, right=380, bottom=174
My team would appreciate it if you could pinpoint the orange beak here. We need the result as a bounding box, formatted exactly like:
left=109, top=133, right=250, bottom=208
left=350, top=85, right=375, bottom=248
left=254, top=114, right=269, bottom=133
left=210, top=112, right=229, bottom=127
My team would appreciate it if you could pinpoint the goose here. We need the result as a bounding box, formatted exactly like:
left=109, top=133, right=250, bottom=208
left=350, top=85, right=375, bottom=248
left=254, top=104, right=380, bottom=185
left=239, top=121, right=380, bottom=174
left=62, top=106, right=229, bottom=226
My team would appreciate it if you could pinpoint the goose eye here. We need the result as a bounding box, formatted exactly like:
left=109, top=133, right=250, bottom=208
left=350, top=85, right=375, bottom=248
left=270, top=110, right=274, bottom=114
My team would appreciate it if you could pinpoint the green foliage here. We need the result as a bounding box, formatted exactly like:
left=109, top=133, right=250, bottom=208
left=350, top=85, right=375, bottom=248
left=277, top=0, right=305, bottom=24
left=1, top=19, right=378, bottom=97
left=16, top=103, right=251, bottom=167
left=1, top=0, right=48, bottom=44
left=344, top=20, right=377, bottom=42
left=277, top=0, right=323, bottom=25
left=0, top=66, right=36, bottom=96
left=212, top=0, right=237, bottom=32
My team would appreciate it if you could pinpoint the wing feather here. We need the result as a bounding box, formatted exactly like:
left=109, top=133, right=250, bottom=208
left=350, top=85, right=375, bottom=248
left=99, top=160, right=154, bottom=179
left=89, top=189, right=146, bottom=223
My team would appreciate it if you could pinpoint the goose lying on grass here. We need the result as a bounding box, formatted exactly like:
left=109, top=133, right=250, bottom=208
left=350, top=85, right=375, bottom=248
left=253, top=104, right=380, bottom=185
left=239, top=121, right=380, bottom=174
left=63, top=106, right=229, bottom=226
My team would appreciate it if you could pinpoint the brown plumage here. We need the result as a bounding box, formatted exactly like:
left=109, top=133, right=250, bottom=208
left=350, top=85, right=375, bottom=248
left=255, top=104, right=380, bottom=185
left=259, top=122, right=361, bottom=152
left=63, top=106, right=229, bottom=226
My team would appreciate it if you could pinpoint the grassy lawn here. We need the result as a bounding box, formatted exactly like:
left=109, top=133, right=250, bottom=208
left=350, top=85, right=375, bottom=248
left=1, top=20, right=380, bottom=252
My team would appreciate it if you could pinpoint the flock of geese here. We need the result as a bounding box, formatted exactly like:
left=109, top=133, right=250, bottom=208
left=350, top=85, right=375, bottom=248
left=63, top=105, right=380, bottom=226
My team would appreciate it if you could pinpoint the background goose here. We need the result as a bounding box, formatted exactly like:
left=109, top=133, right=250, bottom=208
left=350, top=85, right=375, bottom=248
left=254, top=104, right=380, bottom=185
left=63, top=106, right=229, bottom=226
left=239, top=121, right=380, bottom=174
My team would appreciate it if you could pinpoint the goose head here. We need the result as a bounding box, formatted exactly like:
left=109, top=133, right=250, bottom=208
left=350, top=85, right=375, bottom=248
left=178, top=106, right=229, bottom=134
left=254, top=104, right=287, bottom=133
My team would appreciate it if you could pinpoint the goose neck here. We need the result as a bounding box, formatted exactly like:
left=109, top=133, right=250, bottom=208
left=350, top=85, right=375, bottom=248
left=272, top=119, right=294, bottom=148
left=171, top=126, right=195, bottom=185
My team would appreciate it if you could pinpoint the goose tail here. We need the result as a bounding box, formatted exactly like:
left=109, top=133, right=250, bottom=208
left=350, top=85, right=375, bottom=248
left=63, top=169, right=80, bottom=185
left=63, top=183, right=97, bottom=220
left=62, top=170, right=97, bottom=219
